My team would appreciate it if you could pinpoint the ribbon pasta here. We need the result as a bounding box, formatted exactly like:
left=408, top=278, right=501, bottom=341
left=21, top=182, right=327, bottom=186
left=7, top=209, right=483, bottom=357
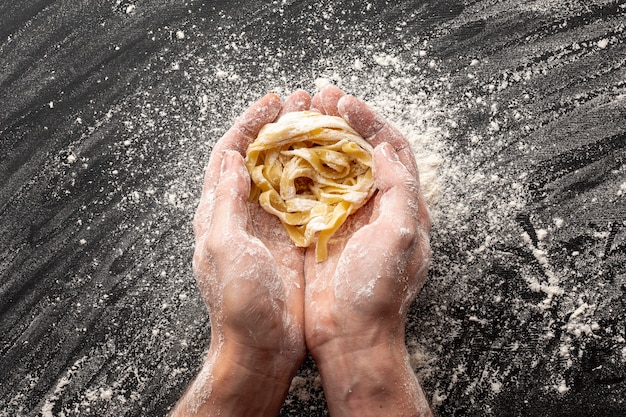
left=245, top=111, right=376, bottom=262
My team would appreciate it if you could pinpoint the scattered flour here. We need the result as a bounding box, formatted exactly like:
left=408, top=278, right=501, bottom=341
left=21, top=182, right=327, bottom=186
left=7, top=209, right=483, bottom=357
left=555, top=380, right=570, bottom=394
left=20, top=1, right=622, bottom=416
left=100, top=388, right=114, bottom=401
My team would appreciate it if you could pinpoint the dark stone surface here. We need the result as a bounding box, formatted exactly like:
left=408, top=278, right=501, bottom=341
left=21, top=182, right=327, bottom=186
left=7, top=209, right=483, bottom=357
left=1, top=1, right=625, bottom=416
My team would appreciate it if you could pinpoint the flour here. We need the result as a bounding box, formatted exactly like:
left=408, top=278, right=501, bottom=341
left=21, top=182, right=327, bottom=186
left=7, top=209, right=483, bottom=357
left=19, top=1, right=622, bottom=416
left=555, top=380, right=570, bottom=394
left=40, top=356, right=89, bottom=416
left=100, top=388, right=114, bottom=401
left=597, top=38, right=609, bottom=49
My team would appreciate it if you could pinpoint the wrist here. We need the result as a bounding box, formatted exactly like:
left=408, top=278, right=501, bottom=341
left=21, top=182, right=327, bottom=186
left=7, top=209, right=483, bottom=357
left=314, top=343, right=432, bottom=417
left=315, top=341, right=408, bottom=398
left=171, top=341, right=299, bottom=417
left=220, top=337, right=302, bottom=384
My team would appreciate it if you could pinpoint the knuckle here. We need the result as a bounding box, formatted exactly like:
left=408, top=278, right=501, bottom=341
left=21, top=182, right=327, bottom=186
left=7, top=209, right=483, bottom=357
left=396, top=222, right=418, bottom=246
left=192, top=211, right=203, bottom=236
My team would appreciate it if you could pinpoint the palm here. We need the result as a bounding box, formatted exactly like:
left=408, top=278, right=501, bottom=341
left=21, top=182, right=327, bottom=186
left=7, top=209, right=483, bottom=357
left=302, top=198, right=390, bottom=350
left=248, top=203, right=306, bottom=337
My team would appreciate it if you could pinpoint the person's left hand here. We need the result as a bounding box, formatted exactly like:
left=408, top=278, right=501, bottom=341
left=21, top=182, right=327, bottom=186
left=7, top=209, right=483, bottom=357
left=303, top=86, right=433, bottom=416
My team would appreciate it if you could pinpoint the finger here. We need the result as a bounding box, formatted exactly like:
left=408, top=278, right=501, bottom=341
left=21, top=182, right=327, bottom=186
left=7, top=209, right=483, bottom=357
left=310, top=93, right=322, bottom=113
left=216, top=92, right=282, bottom=155
left=370, top=143, right=424, bottom=245
left=337, top=95, right=418, bottom=178
left=374, top=143, right=418, bottom=198
left=311, top=85, right=345, bottom=116
left=211, top=92, right=282, bottom=181
left=193, top=165, right=216, bottom=237
left=417, top=187, right=432, bottom=234
left=194, top=93, right=282, bottom=235
left=277, top=89, right=311, bottom=119
left=374, top=143, right=432, bottom=235
left=210, top=150, right=251, bottom=237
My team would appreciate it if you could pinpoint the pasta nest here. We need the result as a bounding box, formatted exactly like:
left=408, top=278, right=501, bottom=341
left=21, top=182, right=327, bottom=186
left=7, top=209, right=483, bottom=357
left=245, top=111, right=376, bottom=262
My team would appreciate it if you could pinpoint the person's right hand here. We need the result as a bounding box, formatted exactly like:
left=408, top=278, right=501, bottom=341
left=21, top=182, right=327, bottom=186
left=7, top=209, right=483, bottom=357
left=303, top=86, right=433, bottom=416
left=171, top=91, right=311, bottom=417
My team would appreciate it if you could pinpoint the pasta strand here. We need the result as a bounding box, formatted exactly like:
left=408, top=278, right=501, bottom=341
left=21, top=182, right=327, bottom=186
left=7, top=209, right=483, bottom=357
left=245, top=111, right=375, bottom=262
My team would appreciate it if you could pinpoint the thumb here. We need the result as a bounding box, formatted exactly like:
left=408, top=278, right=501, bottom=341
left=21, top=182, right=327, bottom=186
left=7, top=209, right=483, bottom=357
left=211, top=150, right=251, bottom=234
left=369, top=143, right=421, bottom=240
left=373, top=142, right=432, bottom=236
left=373, top=142, right=418, bottom=194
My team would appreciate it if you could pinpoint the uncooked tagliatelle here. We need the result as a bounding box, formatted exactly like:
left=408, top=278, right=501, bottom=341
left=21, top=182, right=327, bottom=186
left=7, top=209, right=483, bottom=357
left=245, top=111, right=376, bottom=262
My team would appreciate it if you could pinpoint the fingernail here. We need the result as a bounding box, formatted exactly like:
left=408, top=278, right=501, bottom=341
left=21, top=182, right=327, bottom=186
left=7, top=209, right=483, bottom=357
left=220, top=151, right=235, bottom=174
left=381, top=143, right=399, bottom=162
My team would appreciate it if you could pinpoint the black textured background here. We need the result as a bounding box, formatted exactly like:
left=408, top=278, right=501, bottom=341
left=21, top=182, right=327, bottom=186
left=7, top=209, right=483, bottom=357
left=1, top=1, right=625, bottom=416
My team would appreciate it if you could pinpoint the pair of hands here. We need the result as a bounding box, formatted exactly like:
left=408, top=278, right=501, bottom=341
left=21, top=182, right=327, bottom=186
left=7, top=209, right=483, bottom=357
left=174, top=86, right=432, bottom=417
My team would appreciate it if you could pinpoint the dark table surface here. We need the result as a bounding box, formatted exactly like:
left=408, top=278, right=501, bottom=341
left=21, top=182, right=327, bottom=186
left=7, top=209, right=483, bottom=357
left=1, top=1, right=625, bottom=416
